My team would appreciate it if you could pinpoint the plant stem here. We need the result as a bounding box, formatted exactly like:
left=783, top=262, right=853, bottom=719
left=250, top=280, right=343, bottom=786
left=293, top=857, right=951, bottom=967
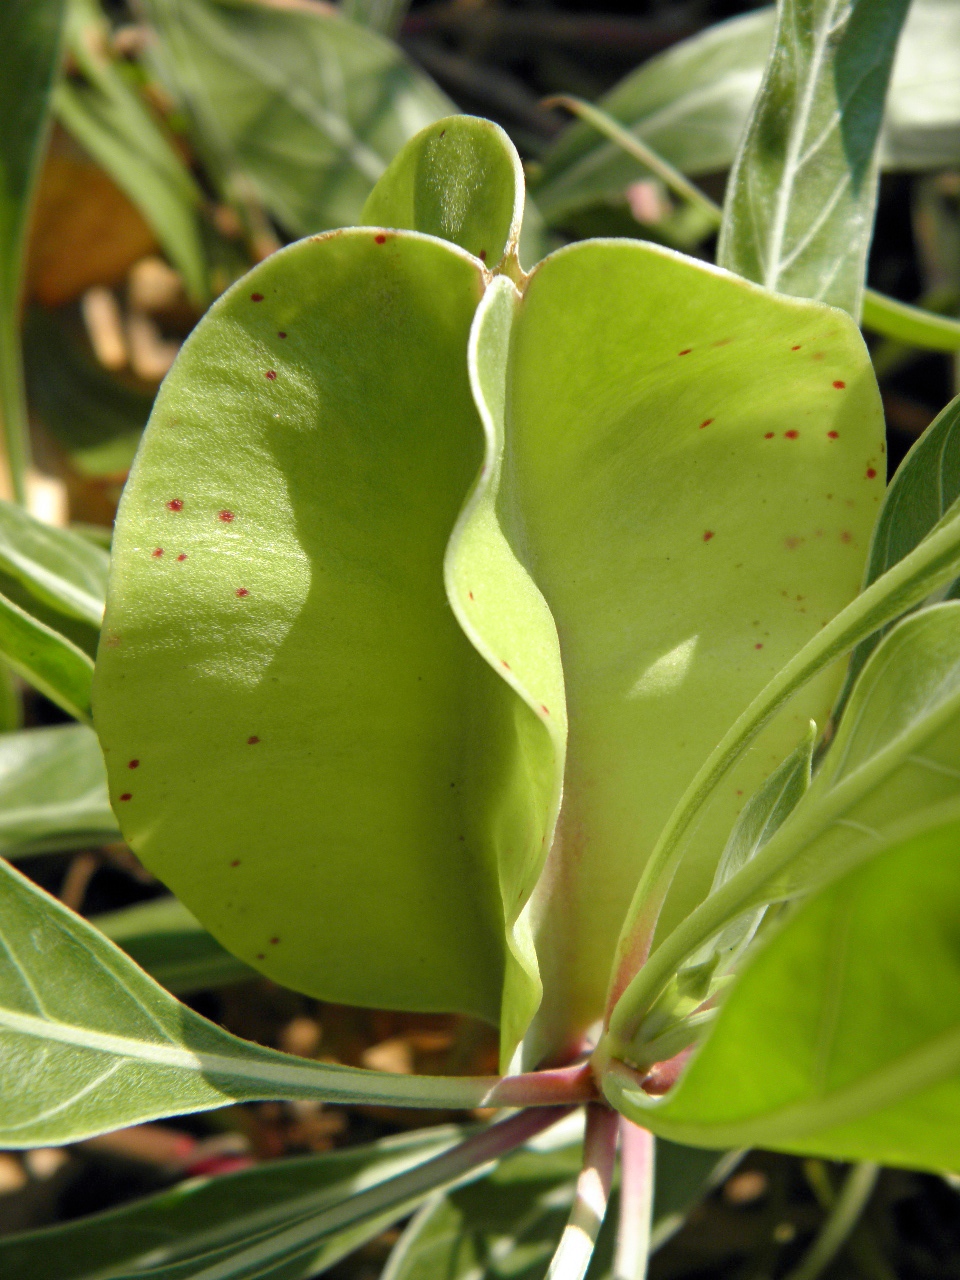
left=613, top=1120, right=655, bottom=1280
left=781, top=1163, right=879, bottom=1280
left=544, top=1104, right=620, bottom=1280
left=487, top=1060, right=598, bottom=1107
left=0, top=300, right=31, bottom=508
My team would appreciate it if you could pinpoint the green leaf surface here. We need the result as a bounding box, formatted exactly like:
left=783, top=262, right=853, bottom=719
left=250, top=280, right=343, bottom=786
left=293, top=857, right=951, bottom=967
left=717, top=0, right=910, bottom=319
left=0, top=588, right=94, bottom=721
left=0, top=1126, right=467, bottom=1280
left=502, top=238, right=882, bottom=1062
left=0, top=855, right=557, bottom=1147
left=0, top=724, right=116, bottom=858
left=362, top=116, right=523, bottom=269
left=605, top=815, right=960, bottom=1173
left=93, top=895, right=255, bottom=992
left=24, top=305, right=153, bottom=478
left=533, top=0, right=960, bottom=228
left=94, top=228, right=561, bottom=1042
left=55, top=0, right=208, bottom=303
left=385, top=1118, right=734, bottom=1280
left=0, top=495, right=108, bottom=628
left=0, top=0, right=65, bottom=503
left=141, top=0, right=453, bottom=236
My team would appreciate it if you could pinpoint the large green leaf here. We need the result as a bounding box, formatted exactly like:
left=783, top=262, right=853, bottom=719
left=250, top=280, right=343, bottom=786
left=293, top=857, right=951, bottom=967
left=500, top=238, right=882, bottom=1064
left=0, top=855, right=569, bottom=1146
left=605, top=814, right=960, bottom=1172
left=93, top=895, right=255, bottom=992
left=0, top=1126, right=467, bottom=1280
left=54, top=0, right=208, bottom=303
left=717, top=0, right=910, bottom=319
left=0, top=0, right=65, bottom=503
left=362, top=116, right=523, bottom=270
left=141, top=0, right=453, bottom=236
left=0, top=495, right=108, bottom=628
left=94, top=226, right=562, bottom=1039
left=0, top=724, right=116, bottom=858
left=385, top=1118, right=733, bottom=1280
left=533, top=0, right=960, bottom=228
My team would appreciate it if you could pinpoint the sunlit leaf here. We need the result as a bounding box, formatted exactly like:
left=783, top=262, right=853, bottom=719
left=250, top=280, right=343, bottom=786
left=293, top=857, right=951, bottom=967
left=0, top=495, right=107, bottom=628
left=0, top=589, right=93, bottom=721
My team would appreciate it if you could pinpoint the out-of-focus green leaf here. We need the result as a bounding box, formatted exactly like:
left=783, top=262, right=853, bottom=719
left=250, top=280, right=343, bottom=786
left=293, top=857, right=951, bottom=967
left=0, top=724, right=116, bottom=858
left=0, top=589, right=94, bottom=721
left=341, top=0, right=411, bottom=39
left=534, top=0, right=960, bottom=228
left=54, top=0, right=209, bottom=303
left=0, top=0, right=66, bottom=504
left=0, top=1126, right=467, bottom=1280
left=141, top=0, right=453, bottom=236
left=24, top=306, right=152, bottom=477
left=606, top=813, right=960, bottom=1173
left=362, top=116, right=523, bottom=269
left=717, top=0, right=910, bottom=319
left=0, top=496, right=107, bottom=628
left=501, top=237, right=882, bottom=1064
left=93, top=895, right=255, bottom=992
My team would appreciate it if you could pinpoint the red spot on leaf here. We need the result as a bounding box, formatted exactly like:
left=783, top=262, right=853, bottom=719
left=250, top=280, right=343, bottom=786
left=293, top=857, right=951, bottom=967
left=256, top=953, right=265, bottom=960
left=833, top=380, right=846, bottom=389
left=152, top=547, right=163, bottom=558
left=827, top=430, right=839, bottom=439
left=251, top=293, right=264, bottom=302
left=678, top=348, right=692, bottom=356
left=128, top=759, right=139, bottom=769
left=119, top=793, right=132, bottom=802
left=230, top=859, right=241, bottom=867
left=374, top=234, right=387, bottom=244
left=703, top=530, right=715, bottom=541
left=699, top=418, right=714, bottom=429
left=840, top=530, right=853, bottom=543
left=785, top=429, right=799, bottom=439
left=866, top=467, right=877, bottom=479
left=479, top=250, right=487, bottom=261
left=764, top=431, right=775, bottom=439
left=785, top=536, right=802, bottom=549
left=270, top=936, right=280, bottom=945
left=540, top=704, right=550, bottom=715
left=177, top=553, right=187, bottom=561
left=468, top=591, right=474, bottom=600
left=791, top=345, right=801, bottom=351
left=167, top=499, right=183, bottom=511
left=236, top=587, right=249, bottom=597
left=265, top=370, right=277, bottom=381
left=712, top=338, right=732, bottom=347
left=501, top=660, right=511, bottom=670
left=219, top=510, right=234, bottom=522
left=247, top=735, right=260, bottom=744
left=812, top=352, right=825, bottom=361
left=754, top=643, right=763, bottom=649
left=278, top=331, right=287, bottom=339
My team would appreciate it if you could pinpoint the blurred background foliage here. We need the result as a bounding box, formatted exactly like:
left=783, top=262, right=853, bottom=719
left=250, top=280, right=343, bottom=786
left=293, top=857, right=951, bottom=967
left=6, top=0, right=960, bottom=1275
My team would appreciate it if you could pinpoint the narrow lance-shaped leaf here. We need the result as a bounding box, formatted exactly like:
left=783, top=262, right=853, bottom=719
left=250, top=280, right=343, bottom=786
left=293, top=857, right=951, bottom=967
left=0, top=589, right=93, bottom=722
left=605, top=814, right=960, bottom=1174
left=0, top=0, right=65, bottom=502
left=0, top=496, right=108, bottom=628
left=0, top=856, right=585, bottom=1147
left=718, top=0, right=911, bottom=318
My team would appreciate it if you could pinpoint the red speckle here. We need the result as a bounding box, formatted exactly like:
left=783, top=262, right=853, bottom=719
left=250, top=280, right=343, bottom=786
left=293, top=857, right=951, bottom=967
left=785, top=429, right=799, bottom=439
left=699, top=418, right=714, bottom=429
left=833, top=380, right=846, bottom=389
left=468, top=591, right=474, bottom=600
left=251, top=293, right=264, bottom=302
left=712, top=338, right=732, bottom=347
left=764, top=431, right=775, bottom=439
left=703, top=530, right=715, bottom=542
left=501, top=660, right=511, bottom=670
left=791, top=345, right=801, bottom=351
left=265, top=370, right=277, bottom=381
left=785, top=536, right=802, bottom=550
left=812, top=352, right=825, bottom=361
left=256, top=953, right=265, bottom=960
left=128, top=759, right=139, bottom=769
left=754, top=643, right=763, bottom=649
left=479, top=249, right=487, bottom=262
left=840, top=530, right=853, bottom=544
left=374, top=234, right=387, bottom=244
left=270, top=936, right=280, bottom=945
left=827, top=430, right=839, bottom=439
left=167, top=499, right=183, bottom=511
left=152, top=547, right=164, bottom=558
left=278, top=331, right=287, bottom=339
left=119, top=793, right=132, bottom=802
left=236, top=587, right=249, bottom=597
left=177, top=553, right=187, bottom=561
left=540, top=704, right=550, bottom=715
left=866, top=467, right=877, bottom=479
left=247, top=735, right=260, bottom=745
left=678, top=348, right=692, bottom=356
left=219, top=510, right=234, bottom=522
left=230, top=859, right=241, bottom=867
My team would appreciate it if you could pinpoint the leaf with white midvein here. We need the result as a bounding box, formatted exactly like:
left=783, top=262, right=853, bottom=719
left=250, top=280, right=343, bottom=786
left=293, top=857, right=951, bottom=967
left=0, top=857, right=563, bottom=1146
left=0, top=496, right=108, bottom=629
left=718, top=0, right=911, bottom=318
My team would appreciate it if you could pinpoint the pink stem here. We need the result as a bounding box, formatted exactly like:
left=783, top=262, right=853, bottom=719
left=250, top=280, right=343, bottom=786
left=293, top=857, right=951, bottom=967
left=544, top=1104, right=620, bottom=1280
left=483, top=1060, right=598, bottom=1108
left=614, top=1120, right=655, bottom=1280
